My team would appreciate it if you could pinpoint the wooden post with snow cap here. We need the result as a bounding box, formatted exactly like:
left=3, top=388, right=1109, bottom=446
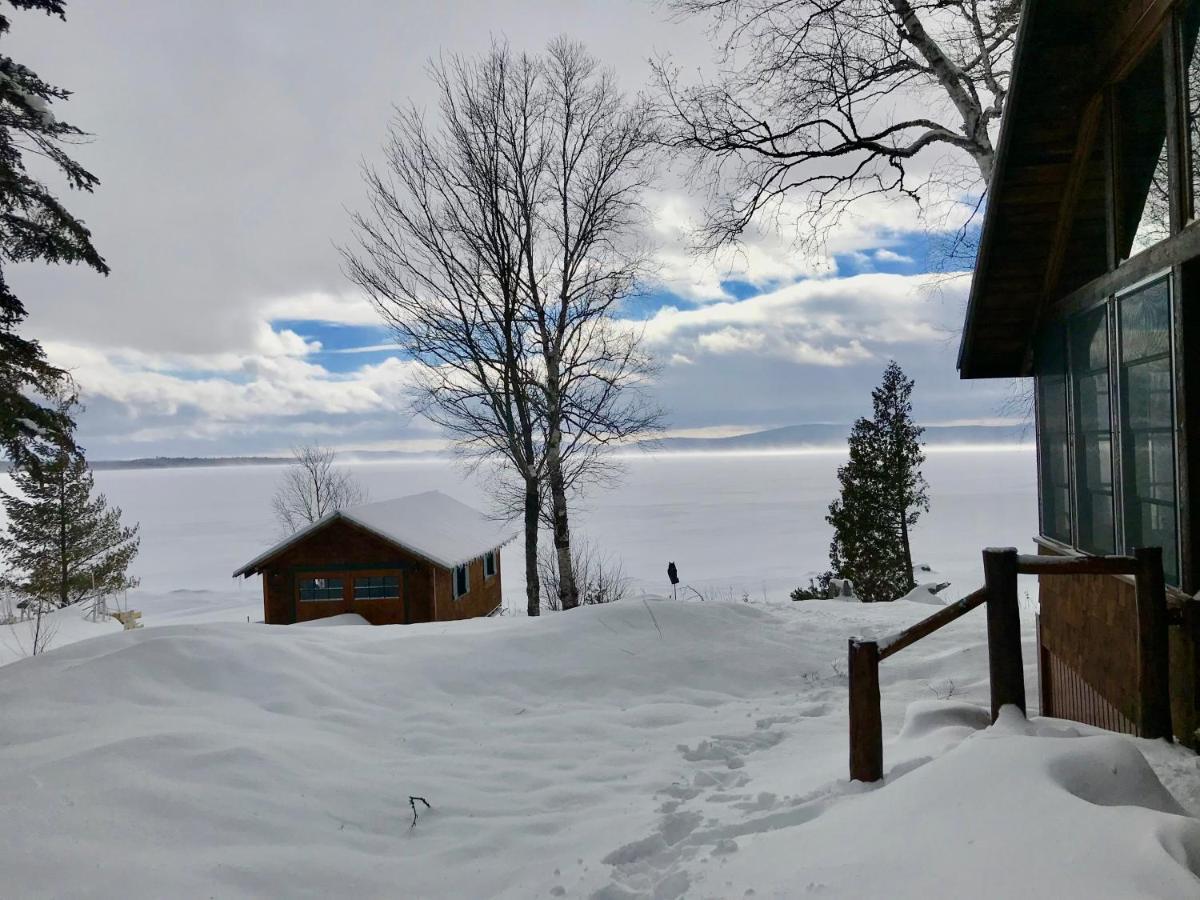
left=983, top=547, right=1025, bottom=722
left=848, top=638, right=883, bottom=782
left=1133, top=546, right=1172, bottom=741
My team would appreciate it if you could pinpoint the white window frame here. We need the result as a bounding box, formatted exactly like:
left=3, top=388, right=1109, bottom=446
left=484, top=551, right=496, bottom=579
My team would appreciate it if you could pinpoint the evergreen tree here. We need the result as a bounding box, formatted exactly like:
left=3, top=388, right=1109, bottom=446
left=0, top=1, right=108, bottom=469
left=826, top=361, right=929, bottom=603
left=0, top=422, right=139, bottom=609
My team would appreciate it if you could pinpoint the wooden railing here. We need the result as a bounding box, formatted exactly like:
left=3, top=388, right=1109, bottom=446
left=847, top=546, right=1170, bottom=783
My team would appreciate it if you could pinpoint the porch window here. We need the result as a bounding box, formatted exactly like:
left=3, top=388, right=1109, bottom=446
left=1119, top=277, right=1179, bottom=583
left=354, top=575, right=400, bottom=600
left=1036, top=324, right=1072, bottom=543
left=484, top=551, right=496, bottom=579
left=1069, top=307, right=1116, bottom=554
left=298, top=576, right=344, bottom=602
left=453, top=564, right=469, bottom=599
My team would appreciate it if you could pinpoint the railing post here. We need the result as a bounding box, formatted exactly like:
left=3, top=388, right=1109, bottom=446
left=983, top=547, right=1025, bottom=722
left=1133, top=546, right=1172, bottom=740
left=848, top=638, right=883, bottom=782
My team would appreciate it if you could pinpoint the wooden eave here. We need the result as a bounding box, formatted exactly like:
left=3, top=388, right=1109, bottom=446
left=959, top=0, right=1176, bottom=379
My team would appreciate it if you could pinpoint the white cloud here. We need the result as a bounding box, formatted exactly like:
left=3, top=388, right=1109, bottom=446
left=875, top=249, right=914, bottom=264
left=630, top=271, right=967, bottom=367
left=697, top=327, right=767, bottom=355
left=43, top=335, right=420, bottom=449
left=261, top=290, right=380, bottom=326
left=646, top=193, right=835, bottom=302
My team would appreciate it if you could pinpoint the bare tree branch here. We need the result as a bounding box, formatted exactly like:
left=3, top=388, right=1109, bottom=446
left=655, top=0, right=1020, bottom=254
left=271, top=445, right=368, bottom=536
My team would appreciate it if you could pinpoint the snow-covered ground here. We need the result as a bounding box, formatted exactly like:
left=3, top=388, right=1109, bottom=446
left=2, top=598, right=1198, bottom=898
left=2, top=449, right=1199, bottom=897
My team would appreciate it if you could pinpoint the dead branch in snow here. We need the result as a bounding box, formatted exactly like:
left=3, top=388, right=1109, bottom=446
left=409, top=795, right=431, bottom=828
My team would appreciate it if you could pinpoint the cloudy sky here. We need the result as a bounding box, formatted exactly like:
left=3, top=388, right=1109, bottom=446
left=9, top=0, right=1017, bottom=459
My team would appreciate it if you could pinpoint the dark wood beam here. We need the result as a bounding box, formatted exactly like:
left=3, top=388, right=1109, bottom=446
left=1025, top=94, right=1106, bottom=372
left=1043, top=219, right=1200, bottom=328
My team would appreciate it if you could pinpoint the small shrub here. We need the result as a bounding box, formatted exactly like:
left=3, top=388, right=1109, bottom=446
left=539, top=537, right=630, bottom=611
left=790, top=572, right=833, bottom=601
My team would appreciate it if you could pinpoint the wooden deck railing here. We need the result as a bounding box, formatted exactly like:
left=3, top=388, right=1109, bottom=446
left=847, top=546, right=1170, bottom=782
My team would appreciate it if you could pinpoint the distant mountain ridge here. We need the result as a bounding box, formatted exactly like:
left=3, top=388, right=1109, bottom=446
left=64, top=423, right=1032, bottom=471
left=649, top=422, right=1031, bottom=452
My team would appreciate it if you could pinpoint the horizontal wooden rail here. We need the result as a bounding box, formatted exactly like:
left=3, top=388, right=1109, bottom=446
left=849, top=547, right=1026, bottom=783
left=878, top=587, right=988, bottom=661
left=1015, top=554, right=1138, bottom=576
left=849, top=545, right=1173, bottom=784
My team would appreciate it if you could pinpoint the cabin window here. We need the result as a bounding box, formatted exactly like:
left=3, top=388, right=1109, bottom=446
left=298, top=576, right=344, bottom=602
left=1036, top=325, right=1072, bottom=543
left=1115, top=36, right=1171, bottom=259
left=484, top=551, right=496, bottom=579
left=1118, top=277, right=1179, bottom=583
left=354, top=575, right=400, bottom=600
left=453, top=564, right=469, bottom=599
left=1069, top=307, right=1116, bottom=554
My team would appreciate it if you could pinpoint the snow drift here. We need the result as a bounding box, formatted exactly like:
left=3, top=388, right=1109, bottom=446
left=1, top=598, right=1197, bottom=898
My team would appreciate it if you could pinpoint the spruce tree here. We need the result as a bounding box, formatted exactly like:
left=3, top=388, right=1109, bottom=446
left=0, top=1, right=108, bottom=468
left=826, top=361, right=929, bottom=602
left=0, top=427, right=139, bottom=609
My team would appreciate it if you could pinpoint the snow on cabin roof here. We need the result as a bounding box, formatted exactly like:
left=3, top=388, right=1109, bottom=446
left=232, top=490, right=519, bottom=577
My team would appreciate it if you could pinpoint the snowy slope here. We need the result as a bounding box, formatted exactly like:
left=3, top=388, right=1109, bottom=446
left=1, top=598, right=1196, bottom=898
left=0, top=588, right=260, bottom=667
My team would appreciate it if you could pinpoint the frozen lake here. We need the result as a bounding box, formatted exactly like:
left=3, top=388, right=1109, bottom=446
left=71, top=447, right=1037, bottom=609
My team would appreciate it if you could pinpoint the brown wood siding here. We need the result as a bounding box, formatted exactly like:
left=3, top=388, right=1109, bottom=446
left=1169, top=600, right=1200, bottom=747
left=1038, top=541, right=1200, bottom=747
left=1038, top=544, right=1143, bottom=729
left=435, top=554, right=502, bottom=621
left=260, top=518, right=434, bottom=626
left=255, top=517, right=502, bottom=627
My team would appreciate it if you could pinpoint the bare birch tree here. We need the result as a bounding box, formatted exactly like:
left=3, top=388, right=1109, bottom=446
left=655, top=0, right=1021, bottom=255
left=345, top=40, right=661, bottom=615
left=521, top=40, right=662, bottom=610
left=346, top=48, right=548, bottom=615
left=271, top=444, right=368, bottom=535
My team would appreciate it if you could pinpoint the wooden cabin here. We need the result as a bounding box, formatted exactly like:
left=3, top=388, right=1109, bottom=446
left=233, top=491, right=515, bottom=625
left=960, top=0, right=1200, bottom=747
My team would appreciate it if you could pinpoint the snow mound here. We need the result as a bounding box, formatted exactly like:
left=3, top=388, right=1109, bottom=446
left=898, top=698, right=992, bottom=740
left=899, top=582, right=950, bottom=605
left=707, top=708, right=1200, bottom=899
left=293, top=613, right=370, bottom=627
left=0, top=604, right=122, bottom=667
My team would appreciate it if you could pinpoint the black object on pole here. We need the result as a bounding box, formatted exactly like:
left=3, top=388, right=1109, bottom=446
left=668, top=561, right=679, bottom=601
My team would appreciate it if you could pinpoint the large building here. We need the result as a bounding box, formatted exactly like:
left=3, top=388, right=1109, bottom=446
left=234, top=491, right=515, bottom=626
left=960, top=0, right=1200, bottom=746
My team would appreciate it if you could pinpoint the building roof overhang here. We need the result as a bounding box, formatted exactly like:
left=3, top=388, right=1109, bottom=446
left=959, top=0, right=1175, bottom=379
